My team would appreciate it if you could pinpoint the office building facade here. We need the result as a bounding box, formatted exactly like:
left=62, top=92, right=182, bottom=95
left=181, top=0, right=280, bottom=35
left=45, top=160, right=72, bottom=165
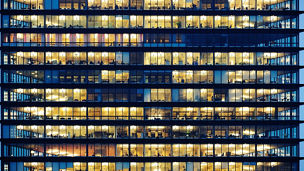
left=0, top=0, right=302, bottom=170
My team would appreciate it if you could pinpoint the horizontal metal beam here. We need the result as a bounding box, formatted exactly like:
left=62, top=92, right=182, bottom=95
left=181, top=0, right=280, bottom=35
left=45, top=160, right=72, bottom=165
left=2, top=28, right=303, bottom=34
left=1, top=65, right=303, bottom=70
left=0, top=47, right=302, bottom=52
left=2, top=120, right=301, bottom=125
left=1, top=156, right=302, bottom=162
left=1, top=102, right=302, bottom=107
left=1, top=10, right=303, bottom=15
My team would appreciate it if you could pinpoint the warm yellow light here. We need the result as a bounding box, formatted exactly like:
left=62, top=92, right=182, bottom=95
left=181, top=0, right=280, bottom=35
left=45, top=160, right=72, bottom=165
left=131, top=34, right=136, bottom=39
left=186, top=107, right=193, bottom=111
left=130, top=16, right=136, bottom=21
left=17, top=15, right=23, bottom=20
left=229, top=144, right=235, bottom=148
left=17, top=88, right=23, bottom=93
left=102, top=15, right=108, bottom=20
left=215, top=52, right=221, bottom=57
left=59, top=15, right=66, bottom=20
left=102, top=52, right=108, bottom=57
left=243, top=52, right=249, bottom=57
left=186, top=70, right=193, bottom=74
left=88, top=52, right=94, bottom=57
left=59, top=52, right=66, bottom=57
left=17, top=33, right=23, bottom=39
left=17, top=52, right=23, bottom=56
left=59, top=89, right=66, bottom=93
left=228, top=16, right=234, bottom=21
left=187, top=125, right=193, bottom=130
left=74, top=52, right=80, bottom=57
left=270, top=16, right=277, bottom=21
left=31, top=15, right=38, bottom=20
left=264, top=53, right=270, bottom=58
left=271, top=162, right=278, bottom=167
left=229, top=52, right=235, bottom=56
left=200, top=70, right=207, bottom=75
left=243, top=129, right=252, bottom=135
left=130, top=125, right=137, bottom=130
left=187, top=144, right=193, bottom=147
left=31, top=52, right=37, bottom=56
left=74, top=15, right=80, bottom=20
left=102, top=125, right=109, bottom=129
